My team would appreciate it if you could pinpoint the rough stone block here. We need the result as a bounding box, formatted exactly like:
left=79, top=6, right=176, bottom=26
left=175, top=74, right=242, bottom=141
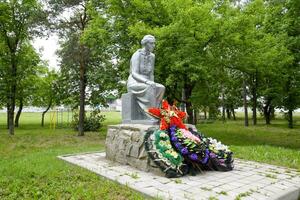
left=105, top=123, right=197, bottom=176
left=105, top=124, right=160, bottom=173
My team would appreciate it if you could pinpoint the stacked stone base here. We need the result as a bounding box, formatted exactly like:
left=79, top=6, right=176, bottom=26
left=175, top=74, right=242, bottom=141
left=105, top=124, right=164, bottom=175
left=105, top=123, right=198, bottom=176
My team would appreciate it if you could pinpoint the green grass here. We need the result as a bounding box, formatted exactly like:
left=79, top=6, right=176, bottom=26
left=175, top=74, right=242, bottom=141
left=0, top=111, right=149, bottom=200
left=197, top=118, right=300, bottom=170
left=0, top=111, right=299, bottom=199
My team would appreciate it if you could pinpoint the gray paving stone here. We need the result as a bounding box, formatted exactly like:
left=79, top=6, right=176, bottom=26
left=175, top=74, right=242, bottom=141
left=242, top=196, right=256, bottom=200
left=252, top=192, right=271, bottom=200
left=58, top=152, right=300, bottom=200
left=156, top=177, right=173, bottom=184
left=217, top=195, right=235, bottom=200
left=164, top=192, right=186, bottom=200
left=184, top=180, right=202, bottom=187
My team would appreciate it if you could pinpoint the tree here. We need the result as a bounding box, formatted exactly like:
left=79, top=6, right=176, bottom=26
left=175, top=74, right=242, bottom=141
left=0, top=34, right=10, bottom=128
left=103, top=0, right=170, bottom=85
left=127, top=0, right=221, bottom=124
left=68, top=0, right=298, bottom=129
left=279, top=0, right=300, bottom=128
left=14, top=43, right=44, bottom=127
left=191, top=77, right=220, bottom=121
left=0, top=0, right=47, bottom=135
left=211, top=0, right=292, bottom=127
left=48, top=0, right=93, bottom=136
left=32, top=69, right=58, bottom=127
left=48, top=0, right=116, bottom=135
left=256, top=0, right=300, bottom=128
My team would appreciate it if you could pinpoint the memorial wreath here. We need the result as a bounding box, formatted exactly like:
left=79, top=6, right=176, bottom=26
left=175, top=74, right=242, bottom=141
left=144, top=100, right=234, bottom=178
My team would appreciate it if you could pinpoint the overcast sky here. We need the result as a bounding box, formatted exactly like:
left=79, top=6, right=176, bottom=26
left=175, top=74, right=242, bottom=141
left=32, top=33, right=60, bottom=71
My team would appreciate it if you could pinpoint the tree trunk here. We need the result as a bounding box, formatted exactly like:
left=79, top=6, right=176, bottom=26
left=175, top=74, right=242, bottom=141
left=8, top=54, right=17, bottom=135
left=186, top=101, right=193, bottom=124
left=208, top=105, right=218, bottom=120
left=193, top=109, right=198, bottom=125
left=271, top=107, right=275, bottom=120
left=221, top=87, right=225, bottom=122
left=6, top=103, right=9, bottom=129
left=14, top=98, right=23, bottom=127
left=263, top=98, right=272, bottom=125
left=265, top=111, right=271, bottom=125
left=264, top=106, right=271, bottom=125
left=226, top=108, right=231, bottom=119
left=184, top=84, right=194, bottom=124
left=243, top=78, right=249, bottom=127
left=288, top=109, right=293, bottom=129
left=181, top=88, right=186, bottom=112
left=78, top=47, right=86, bottom=136
left=252, top=97, right=257, bottom=125
left=204, top=109, right=207, bottom=120
left=41, top=98, right=52, bottom=127
left=252, top=72, right=258, bottom=125
left=231, top=108, right=236, bottom=120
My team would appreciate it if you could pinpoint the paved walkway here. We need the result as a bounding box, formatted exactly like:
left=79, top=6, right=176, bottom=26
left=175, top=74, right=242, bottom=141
left=58, top=152, right=300, bottom=200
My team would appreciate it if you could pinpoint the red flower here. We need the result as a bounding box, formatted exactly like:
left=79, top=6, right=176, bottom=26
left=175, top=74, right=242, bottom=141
left=148, top=108, right=162, bottom=118
left=147, top=100, right=187, bottom=130
left=160, top=118, right=169, bottom=130
left=162, top=99, right=170, bottom=110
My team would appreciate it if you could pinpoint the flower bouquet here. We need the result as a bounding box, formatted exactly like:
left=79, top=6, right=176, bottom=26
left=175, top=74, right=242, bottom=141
left=144, top=100, right=234, bottom=177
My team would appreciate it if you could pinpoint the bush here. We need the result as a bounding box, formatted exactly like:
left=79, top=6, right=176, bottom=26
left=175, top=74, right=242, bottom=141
left=72, top=109, right=105, bottom=131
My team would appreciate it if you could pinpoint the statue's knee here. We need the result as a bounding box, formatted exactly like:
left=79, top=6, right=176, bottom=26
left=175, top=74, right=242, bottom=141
left=157, top=83, right=165, bottom=89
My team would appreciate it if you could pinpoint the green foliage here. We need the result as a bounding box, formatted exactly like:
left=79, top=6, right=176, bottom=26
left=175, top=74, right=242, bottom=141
left=33, top=70, right=58, bottom=107
left=1, top=0, right=299, bottom=131
left=72, top=110, right=105, bottom=132
left=154, top=130, right=184, bottom=166
left=0, top=0, right=48, bottom=133
left=0, top=42, right=45, bottom=104
left=16, top=44, right=47, bottom=102
left=47, top=0, right=120, bottom=135
left=105, top=0, right=299, bottom=125
left=49, top=0, right=118, bottom=107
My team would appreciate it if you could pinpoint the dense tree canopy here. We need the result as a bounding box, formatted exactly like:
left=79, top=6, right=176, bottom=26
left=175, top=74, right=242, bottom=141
left=0, top=0, right=299, bottom=135
left=104, top=0, right=298, bottom=126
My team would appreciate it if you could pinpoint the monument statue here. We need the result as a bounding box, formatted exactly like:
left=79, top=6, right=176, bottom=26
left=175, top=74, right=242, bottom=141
left=122, top=35, right=165, bottom=124
left=107, top=35, right=234, bottom=178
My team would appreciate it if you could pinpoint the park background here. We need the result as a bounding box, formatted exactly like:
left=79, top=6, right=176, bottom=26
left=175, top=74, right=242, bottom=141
left=0, top=0, right=299, bottom=199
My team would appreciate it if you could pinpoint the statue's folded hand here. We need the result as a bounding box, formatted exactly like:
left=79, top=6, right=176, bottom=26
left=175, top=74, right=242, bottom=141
left=145, top=80, right=156, bottom=87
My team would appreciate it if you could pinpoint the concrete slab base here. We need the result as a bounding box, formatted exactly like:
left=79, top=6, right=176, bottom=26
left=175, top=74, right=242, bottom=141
left=58, top=152, right=300, bottom=200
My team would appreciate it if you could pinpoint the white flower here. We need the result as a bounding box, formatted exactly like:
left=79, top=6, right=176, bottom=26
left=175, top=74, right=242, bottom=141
left=208, top=137, right=229, bottom=151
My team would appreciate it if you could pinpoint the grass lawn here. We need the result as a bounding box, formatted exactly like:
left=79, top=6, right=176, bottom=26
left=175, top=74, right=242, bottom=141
left=197, top=117, right=300, bottom=170
left=0, top=111, right=149, bottom=200
left=0, top=111, right=299, bottom=199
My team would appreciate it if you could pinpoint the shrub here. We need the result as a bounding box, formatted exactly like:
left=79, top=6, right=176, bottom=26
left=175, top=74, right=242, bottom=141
left=72, top=109, right=105, bottom=131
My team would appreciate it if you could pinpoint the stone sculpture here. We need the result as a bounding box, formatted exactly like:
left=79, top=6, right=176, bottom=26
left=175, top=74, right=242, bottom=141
left=108, top=36, right=233, bottom=178
left=122, top=35, right=165, bottom=124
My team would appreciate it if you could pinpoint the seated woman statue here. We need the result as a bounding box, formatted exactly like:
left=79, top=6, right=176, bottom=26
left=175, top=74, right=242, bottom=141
left=127, top=35, right=165, bottom=120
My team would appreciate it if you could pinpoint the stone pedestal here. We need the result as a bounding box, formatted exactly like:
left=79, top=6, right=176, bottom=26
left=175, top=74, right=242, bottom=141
left=105, top=123, right=198, bottom=175
left=105, top=124, right=163, bottom=175
left=121, top=93, right=158, bottom=125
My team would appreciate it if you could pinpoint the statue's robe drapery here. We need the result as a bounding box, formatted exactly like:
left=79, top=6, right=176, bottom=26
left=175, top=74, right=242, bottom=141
left=127, top=49, right=165, bottom=111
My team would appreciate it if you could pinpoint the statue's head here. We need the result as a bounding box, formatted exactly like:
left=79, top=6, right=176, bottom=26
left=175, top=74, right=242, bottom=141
left=141, top=35, right=155, bottom=53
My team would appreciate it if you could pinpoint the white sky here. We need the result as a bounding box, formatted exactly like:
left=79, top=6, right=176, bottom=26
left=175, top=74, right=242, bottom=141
left=31, top=5, right=76, bottom=71
left=32, top=33, right=60, bottom=71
